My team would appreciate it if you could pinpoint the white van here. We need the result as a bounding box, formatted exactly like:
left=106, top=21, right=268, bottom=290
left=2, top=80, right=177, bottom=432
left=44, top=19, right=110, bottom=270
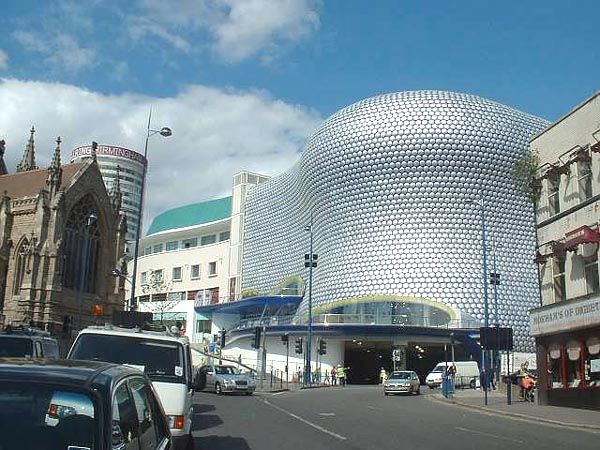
left=67, top=325, right=195, bottom=450
left=425, top=361, right=480, bottom=389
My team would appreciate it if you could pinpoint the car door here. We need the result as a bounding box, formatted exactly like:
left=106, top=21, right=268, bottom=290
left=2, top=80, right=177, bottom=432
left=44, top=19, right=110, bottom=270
left=128, top=376, right=170, bottom=450
left=205, top=365, right=216, bottom=390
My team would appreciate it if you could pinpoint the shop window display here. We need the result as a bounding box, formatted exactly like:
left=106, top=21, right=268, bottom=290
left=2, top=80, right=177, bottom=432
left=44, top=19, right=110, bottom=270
left=547, top=344, right=564, bottom=389
left=585, top=337, right=600, bottom=387
left=566, top=341, right=582, bottom=388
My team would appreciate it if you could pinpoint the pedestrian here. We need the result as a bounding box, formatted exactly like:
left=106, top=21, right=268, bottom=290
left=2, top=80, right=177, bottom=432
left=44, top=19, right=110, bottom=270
left=379, top=367, right=388, bottom=385
left=337, top=365, right=346, bottom=387
left=331, top=365, right=337, bottom=386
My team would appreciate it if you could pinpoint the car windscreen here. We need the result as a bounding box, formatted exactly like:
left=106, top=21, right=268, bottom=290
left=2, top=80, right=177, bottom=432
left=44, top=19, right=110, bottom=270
left=0, top=382, right=97, bottom=450
left=389, top=372, right=411, bottom=380
left=0, top=337, right=34, bottom=357
left=215, top=365, right=238, bottom=375
left=69, top=334, right=185, bottom=383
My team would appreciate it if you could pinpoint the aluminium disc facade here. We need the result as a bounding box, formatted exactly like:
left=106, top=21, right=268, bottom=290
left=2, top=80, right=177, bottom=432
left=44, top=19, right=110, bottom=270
left=241, top=90, right=548, bottom=351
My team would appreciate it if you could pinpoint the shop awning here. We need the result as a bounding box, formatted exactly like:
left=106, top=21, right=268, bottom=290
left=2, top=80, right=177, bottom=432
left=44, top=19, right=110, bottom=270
left=563, top=225, right=600, bottom=251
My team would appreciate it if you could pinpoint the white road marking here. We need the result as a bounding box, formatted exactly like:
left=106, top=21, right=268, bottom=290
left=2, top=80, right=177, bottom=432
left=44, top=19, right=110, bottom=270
left=271, top=391, right=288, bottom=396
left=455, top=426, right=524, bottom=444
left=262, top=400, right=347, bottom=441
left=318, top=412, right=336, bottom=416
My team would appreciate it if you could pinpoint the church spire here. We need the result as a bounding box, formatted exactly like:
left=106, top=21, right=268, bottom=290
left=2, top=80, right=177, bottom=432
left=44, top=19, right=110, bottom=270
left=0, top=139, right=7, bottom=175
left=47, top=137, right=63, bottom=196
left=17, top=126, right=38, bottom=172
left=110, top=165, right=123, bottom=213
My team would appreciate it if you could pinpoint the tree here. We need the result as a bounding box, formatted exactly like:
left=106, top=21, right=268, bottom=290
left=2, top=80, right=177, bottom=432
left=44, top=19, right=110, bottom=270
left=512, top=150, right=541, bottom=204
left=140, top=270, right=179, bottom=323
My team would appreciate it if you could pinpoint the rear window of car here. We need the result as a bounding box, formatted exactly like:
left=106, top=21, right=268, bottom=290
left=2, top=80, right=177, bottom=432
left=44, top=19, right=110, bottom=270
left=0, top=337, right=34, bottom=357
left=69, top=333, right=186, bottom=383
left=0, top=382, right=97, bottom=450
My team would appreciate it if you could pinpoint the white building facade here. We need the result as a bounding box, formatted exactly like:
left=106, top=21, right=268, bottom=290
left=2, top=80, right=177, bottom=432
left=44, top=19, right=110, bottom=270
left=531, top=92, right=600, bottom=409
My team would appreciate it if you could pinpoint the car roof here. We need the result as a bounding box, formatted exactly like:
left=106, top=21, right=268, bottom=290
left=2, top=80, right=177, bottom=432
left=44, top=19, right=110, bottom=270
left=77, top=325, right=190, bottom=344
left=0, top=358, right=146, bottom=388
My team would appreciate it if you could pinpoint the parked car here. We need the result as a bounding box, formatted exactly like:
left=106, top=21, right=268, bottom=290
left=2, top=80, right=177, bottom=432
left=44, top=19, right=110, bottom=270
left=196, top=364, right=256, bottom=395
left=0, top=358, right=171, bottom=450
left=67, top=324, right=196, bottom=450
left=383, top=370, right=421, bottom=396
left=0, top=326, right=60, bottom=358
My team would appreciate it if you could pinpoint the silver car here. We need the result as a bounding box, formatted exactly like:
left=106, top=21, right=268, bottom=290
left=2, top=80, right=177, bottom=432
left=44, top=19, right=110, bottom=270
left=384, top=370, right=421, bottom=396
left=196, top=364, right=256, bottom=395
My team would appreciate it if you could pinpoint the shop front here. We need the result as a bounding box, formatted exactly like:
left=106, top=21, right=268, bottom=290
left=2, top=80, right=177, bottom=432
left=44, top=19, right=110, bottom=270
left=530, top=295, right=600, bottom=410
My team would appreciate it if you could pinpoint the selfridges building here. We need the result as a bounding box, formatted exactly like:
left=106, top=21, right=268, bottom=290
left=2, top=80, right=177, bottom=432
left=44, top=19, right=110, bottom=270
left=242, top=91, right=547, bottom=351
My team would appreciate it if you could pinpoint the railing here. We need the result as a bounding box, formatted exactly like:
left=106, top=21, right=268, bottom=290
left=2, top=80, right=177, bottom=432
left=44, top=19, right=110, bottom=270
left=232, top=314, right=481, bottom=330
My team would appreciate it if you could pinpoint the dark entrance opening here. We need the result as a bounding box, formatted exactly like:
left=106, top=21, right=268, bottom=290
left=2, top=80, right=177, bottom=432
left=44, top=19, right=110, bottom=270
left=344, top=340, right=393, bottom=384
left=405, top=343, right=472, bottom=383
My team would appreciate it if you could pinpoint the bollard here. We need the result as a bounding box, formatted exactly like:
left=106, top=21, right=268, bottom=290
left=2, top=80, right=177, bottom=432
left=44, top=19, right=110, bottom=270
left=270, top=370, right=273, bottom=387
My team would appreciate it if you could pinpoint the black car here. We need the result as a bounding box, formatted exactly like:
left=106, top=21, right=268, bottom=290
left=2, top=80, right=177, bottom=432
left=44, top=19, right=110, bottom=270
left=0, top=358, right=172, bottom=450
left=0, top=327, right=60, bottom=358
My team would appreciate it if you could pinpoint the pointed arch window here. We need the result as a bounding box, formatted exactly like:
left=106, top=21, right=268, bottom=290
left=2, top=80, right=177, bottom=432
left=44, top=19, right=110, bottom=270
left=62, top=195, right=100, bottom=293
left=13, top=238, right=29, bottom=295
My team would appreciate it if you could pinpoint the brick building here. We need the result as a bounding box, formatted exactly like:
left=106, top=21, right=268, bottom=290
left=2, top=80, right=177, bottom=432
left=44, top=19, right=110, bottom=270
left=0, top=128, right=127, bottom=347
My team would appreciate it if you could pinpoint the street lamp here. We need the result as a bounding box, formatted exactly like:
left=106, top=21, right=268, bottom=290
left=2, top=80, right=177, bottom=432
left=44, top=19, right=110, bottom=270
left=304, top=212, right=317, bottom=387
left=128, top=109, right=172, bottom=311
left=466, top=192, right=490, bottom=405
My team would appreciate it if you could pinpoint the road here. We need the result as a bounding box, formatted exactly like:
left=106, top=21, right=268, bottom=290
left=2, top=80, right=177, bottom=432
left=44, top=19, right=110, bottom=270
left=191, top=386, right=598, bottom=450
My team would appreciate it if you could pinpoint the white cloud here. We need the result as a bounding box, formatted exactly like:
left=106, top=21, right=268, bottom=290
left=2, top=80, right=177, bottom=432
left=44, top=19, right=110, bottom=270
left=0, top=50, right=8, bottom=70
left=0, top=78, right=321, bottom=228
left=128, top=18, right=192, bottom=53
left=137, top=0, right=320, bottom=62
left=13, top=31, right=96, bottom=73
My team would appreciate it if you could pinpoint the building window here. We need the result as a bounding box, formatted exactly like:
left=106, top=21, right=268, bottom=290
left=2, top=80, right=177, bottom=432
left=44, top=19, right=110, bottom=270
left=172, top=267, right=182, bottom=281
left=141, top=272, right=147, bottom=285
left=566, top=341, right=583, bottom=388
left=209, top=287, right=219, bottom=303
left=547, top=177, right=560, bottom=215
left=201, top=235, right=216, bottom=246
left=552, top=254, right=566, bottom=302
left=219, top=231, right=230, bottom=241
left=191, top=264, right=200, bottom=279
left=151, top=269, right=163, bottom=283
left=547, top=345, right=564, bottom=389
left=578, top=157, right=593, bottom=201
left=13, top=238, right=29, bottom=295
left=584, top=250, right=599, bottom=295
left=187, top=290, right=199, bottom=301
left=138, top=295, right=150, bottom=303
left=166, top=241, right=179, bottom=251
left=182, top=238, right=197, bottom=249
left=196, top=320, right=211, bottom=333
left=585, top=337, right=600, bottom=387
left=153, top=243, right=163, bottom=253
left=152, top=293, right=167, bottom=302
left=208, top=261, right=217, bottom=277
left=167, top=291, right=185, bottom=301
left=144, top=246, right=152, bottom=255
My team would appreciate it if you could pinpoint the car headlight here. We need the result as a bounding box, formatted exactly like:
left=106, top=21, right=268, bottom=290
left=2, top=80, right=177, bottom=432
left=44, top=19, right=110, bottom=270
left=167, top=415, right=185, bottom=430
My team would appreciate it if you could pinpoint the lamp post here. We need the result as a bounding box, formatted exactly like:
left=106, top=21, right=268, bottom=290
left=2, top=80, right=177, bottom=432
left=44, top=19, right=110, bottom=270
left=128, top=109, right=172, bottom=311
left=304, top=211, right=317, bottom=387
left=467, top=192, right=490, bottom=405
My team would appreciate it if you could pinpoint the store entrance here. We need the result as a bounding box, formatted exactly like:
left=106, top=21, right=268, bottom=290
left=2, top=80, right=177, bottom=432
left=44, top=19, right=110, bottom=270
left=344, top=340, right=393, bottom=384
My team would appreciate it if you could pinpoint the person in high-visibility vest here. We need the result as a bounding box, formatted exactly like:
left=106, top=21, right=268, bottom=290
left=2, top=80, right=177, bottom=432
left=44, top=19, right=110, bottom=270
left=379, top=368, right=388, bottom=385
left=336, top=365, right=346, bottom=387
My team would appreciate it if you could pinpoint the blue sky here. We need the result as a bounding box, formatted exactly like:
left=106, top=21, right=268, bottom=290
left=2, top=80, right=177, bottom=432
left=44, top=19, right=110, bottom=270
left=0, top=0, right=598, bottom=223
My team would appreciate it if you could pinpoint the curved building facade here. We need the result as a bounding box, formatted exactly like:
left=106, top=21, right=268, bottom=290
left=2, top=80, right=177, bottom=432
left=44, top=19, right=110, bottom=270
left=71, top=144, right=146, bottom=243
left=241, top=90, right=548, bottom=351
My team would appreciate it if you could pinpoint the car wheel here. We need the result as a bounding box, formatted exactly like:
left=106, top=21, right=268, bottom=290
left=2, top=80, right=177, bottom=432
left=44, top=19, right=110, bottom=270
left=416, top=387, right=421, bottom=395
left=215, top=382, right=222, bottom=395
left=428, top=385, right=434, bottom=389
left=384, top=392, right=389, bottom=396
left=245, top=391, right=253, bottom=396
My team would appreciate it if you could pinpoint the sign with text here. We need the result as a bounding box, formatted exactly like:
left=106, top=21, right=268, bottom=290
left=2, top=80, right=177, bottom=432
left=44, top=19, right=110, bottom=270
left=529, top=296, right=600, bottom=336
left=71, top=145, right=147, bottom=165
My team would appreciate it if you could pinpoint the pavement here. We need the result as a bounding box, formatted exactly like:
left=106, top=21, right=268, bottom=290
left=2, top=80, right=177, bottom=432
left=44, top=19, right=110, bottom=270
left=431, top=386, right=600, bottom=431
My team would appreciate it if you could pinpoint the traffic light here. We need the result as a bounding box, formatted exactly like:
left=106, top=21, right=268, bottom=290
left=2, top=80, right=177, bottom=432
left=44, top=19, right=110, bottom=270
left=281, top=334, right=289, bottom=343
left=295, top=338, right=303, bottom=354
left=220, top=330, right=226, bottom=347
left=252, top=327, right=262, bottom=349
left=318, top=339, right=327, bottom=355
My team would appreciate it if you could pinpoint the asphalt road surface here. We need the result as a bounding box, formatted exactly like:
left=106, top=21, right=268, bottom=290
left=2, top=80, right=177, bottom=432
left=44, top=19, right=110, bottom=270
left=192, top=386, right=598, bottom=450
